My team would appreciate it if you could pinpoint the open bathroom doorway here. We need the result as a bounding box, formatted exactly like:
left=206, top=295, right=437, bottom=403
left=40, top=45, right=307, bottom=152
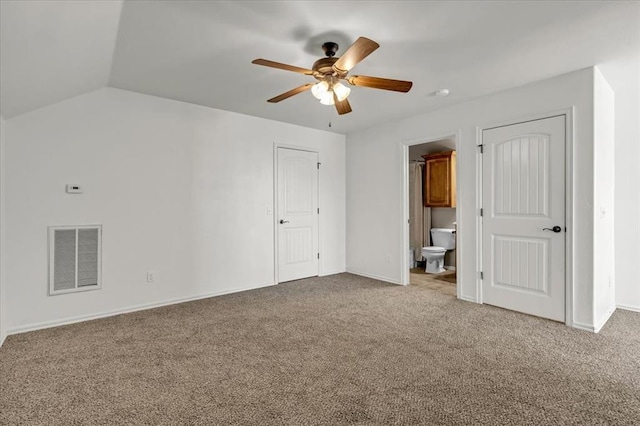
left=401, top=134, right=459, bottom=297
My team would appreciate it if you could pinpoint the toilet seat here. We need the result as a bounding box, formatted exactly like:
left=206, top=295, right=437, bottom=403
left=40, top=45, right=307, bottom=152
left=422, top=246, right=446, bottom=253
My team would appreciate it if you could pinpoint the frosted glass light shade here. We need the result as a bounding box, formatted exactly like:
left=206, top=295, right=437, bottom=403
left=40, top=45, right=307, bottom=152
left=311, top=81, right=329, bottom=99
left=333, top=82, right=351, bottom=102
left=319, top=91, right=335, bottom=105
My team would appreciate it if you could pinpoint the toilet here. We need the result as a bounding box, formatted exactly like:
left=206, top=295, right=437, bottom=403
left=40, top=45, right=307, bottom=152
left=422, top=228, right=456, bottom=274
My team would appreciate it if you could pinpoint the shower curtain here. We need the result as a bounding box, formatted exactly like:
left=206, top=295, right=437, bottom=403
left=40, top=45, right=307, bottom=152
left=409, top=163, right=431, bottom=262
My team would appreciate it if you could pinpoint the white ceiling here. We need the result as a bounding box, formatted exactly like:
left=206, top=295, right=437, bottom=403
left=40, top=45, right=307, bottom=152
left=1, top=1, right=638, bottom=134
left=409, top=139, right=457, bottom=162
left=0, top=0, right=122, bottom=119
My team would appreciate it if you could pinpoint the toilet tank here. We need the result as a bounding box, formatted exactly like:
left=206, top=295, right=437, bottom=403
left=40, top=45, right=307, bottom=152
left=431, top=228, right=456, bottom=250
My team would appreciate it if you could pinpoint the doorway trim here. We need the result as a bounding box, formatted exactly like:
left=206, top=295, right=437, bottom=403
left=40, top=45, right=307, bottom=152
left=477, top=108, right=575, bottom=327
left=400, top=130, right=461, bottom=296
left=273, top=143, right=320, bottom=285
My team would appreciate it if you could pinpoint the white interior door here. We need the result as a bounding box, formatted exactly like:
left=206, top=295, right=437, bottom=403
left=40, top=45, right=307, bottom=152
left=277, top=147, right=319, bottom=283
left=482, top=115, right=566, bottom=322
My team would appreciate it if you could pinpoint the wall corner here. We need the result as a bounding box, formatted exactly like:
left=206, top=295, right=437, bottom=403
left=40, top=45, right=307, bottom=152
left=0, top=114, right=6, bottom=347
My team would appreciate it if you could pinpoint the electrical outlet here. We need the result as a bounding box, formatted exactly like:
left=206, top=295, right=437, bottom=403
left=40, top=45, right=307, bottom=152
left=147, top=271, right=155, bottom=283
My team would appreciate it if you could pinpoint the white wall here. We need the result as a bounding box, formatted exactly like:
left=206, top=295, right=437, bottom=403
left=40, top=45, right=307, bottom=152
left=347, top=68, right=601, bottom=329
left=0, top=114, right=5, bottom=346
left=4, top=88, right=346, bottom=332
left=609, top=67, right=640, bottom=312
left=593, top=68, right=616, bottom=330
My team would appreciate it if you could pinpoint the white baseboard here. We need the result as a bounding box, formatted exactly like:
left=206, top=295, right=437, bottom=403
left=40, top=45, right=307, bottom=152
left=0, top=331, right=6, bottom=349
left=7, top=281, right=276, bottom=336
left=444, top=266, right=457, bottom=271
left=572, top=321, right=595, bottom=333
left=346, top=269, right=403, bottom=286
left=459, top=295, right=479, bottom=303
left=594, top=306, right=616, bottom=333
left=573, top=308, right=618, bottom=333
left=617, top=304, right=640, bottom=313
left=319, top=269, right=347, bottom=277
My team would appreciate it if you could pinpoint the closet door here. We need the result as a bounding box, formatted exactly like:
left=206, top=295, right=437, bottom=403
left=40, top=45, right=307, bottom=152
left=276, top=147, right=319, bottom=283
left=482, top=115, right=566, bottom=322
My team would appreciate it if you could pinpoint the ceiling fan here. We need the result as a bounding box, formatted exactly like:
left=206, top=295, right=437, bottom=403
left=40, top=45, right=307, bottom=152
left=251, top=37, right=413, bottom=115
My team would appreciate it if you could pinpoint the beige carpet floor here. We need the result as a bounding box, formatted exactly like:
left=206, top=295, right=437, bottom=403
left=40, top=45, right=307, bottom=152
left=1, top=273, right=639, bottom=425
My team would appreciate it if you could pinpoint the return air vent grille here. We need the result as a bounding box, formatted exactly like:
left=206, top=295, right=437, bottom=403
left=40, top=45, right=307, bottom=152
left=49, top=225, right=102, bottom=295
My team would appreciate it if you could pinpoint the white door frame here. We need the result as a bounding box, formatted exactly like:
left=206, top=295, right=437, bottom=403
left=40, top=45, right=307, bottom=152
left=273, top=143, right=320, bottom=284
left=477, top=108, right=575, bottom=327
left=400, top=131, right=461, bottom=295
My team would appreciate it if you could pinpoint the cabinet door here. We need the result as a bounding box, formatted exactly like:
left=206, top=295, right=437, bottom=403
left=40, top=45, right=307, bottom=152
left=425, top=157, right=451, bottom=207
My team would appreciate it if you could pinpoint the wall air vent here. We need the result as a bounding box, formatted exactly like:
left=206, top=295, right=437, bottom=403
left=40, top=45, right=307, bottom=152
left=48, top=225, right=102, bottom=295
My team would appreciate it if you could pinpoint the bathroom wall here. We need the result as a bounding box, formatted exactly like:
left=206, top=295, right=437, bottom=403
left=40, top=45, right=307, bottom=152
left=431, top=208, right=456, bottom=229
left=432, top=208, right=456, bottom=268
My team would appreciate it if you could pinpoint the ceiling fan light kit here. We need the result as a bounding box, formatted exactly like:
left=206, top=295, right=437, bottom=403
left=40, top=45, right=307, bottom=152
left=332, top=82, right=351, bottom=101
left=319, top=93, right=335, bottom=106
left=252, top=36, right=413, bottom=115
left=311, top=78, right=350, bottom=105
left=311, top=80, right=329, bottom=98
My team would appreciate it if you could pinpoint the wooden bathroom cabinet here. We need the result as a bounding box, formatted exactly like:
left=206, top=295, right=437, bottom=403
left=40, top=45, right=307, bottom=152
left=422, top=150, right=456, bottom=207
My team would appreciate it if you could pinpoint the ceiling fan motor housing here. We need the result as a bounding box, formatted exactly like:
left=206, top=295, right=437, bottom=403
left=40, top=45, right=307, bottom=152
left=312, top=57, right=340, bottom=77
left=321, top=42, right=339, bottom=57
left=313, top=42, right=346, bottom=80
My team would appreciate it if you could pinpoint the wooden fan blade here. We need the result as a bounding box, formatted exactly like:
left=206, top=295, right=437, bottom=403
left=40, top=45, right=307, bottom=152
left=347, top=75, right=413, bottom=92
left=333, top=93, right=352, bottom=115
left=252, top=59, right=315, bottom=75
left=267, top=84, right=314, bottom=103
left=332, top=37, right=379, bottom=73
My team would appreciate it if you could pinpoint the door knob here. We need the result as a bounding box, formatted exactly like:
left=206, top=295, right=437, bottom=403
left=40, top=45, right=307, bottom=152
left=279, top=219, right=289, bottom=224
left=542, top=226, right=562, bottom=233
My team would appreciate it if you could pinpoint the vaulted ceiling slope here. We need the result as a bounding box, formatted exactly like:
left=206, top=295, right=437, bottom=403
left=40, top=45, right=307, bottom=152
left=1, top=1, right=638, bottom=134
left=0, top=0, right=123, bottom=119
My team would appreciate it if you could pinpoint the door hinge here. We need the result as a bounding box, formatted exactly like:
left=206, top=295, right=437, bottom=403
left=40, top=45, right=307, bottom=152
left=478, top=144, right=484, bottom=154
left=480, top=208, right=483, bottom=217
left=480, top=271, right=484, bottom=280
left=317, top=162, right=321, bottom=169
left=317, top=253, right=320, bottom=259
